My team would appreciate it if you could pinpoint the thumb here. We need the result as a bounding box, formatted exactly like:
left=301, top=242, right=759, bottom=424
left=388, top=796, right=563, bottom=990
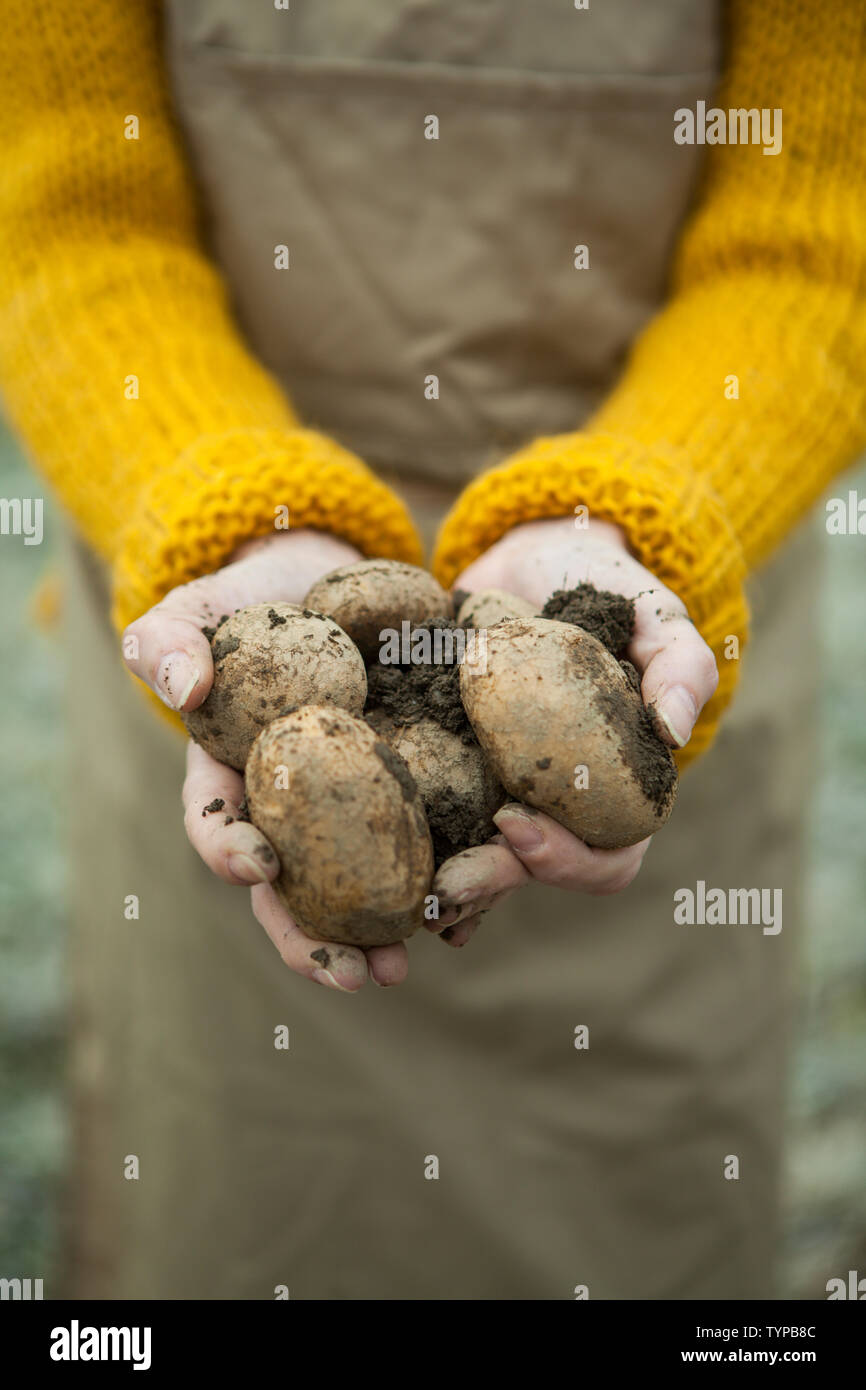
left=122, top=531, right=364, bottom=712
left=634, top=613, right=720, bottom=749
left=122, top=575, right=220, bottom=713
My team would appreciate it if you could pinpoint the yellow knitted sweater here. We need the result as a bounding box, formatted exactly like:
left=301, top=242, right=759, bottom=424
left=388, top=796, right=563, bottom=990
left=1, top=0, right=865, bottom=767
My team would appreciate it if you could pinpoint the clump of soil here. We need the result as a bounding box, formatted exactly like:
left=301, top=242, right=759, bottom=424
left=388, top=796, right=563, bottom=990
left=211, top=630, right=241, bottom=663
left=542, top=583, right=635, bottom=659
left=201, top=613, right=231, bottom=643
left=365, top=619, right=476, bottom=745
left=363, top=620, right=500, bottom=866
left=424, top=785, right=493, bottom=868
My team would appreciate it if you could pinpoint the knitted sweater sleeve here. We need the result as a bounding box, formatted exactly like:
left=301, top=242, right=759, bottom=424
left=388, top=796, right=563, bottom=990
left=432, top=0, right=866, bottom=767
left=0, top=0, right=423, bottom=634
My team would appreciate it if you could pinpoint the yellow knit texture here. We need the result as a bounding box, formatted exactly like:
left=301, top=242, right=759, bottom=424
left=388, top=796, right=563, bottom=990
left=1, top=1, right=865, bottom=769
left=0, top=0, right=423, bottom=641
left=433, top=0, right=866, bottom=765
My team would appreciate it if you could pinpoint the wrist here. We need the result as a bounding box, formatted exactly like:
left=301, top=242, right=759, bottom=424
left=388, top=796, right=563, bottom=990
left=230, top=528, right=363, bottom=569
left=502, top=514, right=628, bottom=554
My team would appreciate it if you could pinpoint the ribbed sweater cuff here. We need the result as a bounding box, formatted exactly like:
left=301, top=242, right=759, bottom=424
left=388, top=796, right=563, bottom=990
left=111, top=427, right=423, bottom=632
left=432, top=431, right=749, bottom=767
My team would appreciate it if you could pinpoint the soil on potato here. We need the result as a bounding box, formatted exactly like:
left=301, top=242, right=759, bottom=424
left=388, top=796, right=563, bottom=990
left=201, top=613, right=231, bottom=643
left=365, top=618, right=476, bottom=745
left=424, top=787, right=495, bottom=868
left=542, top=583, right=677, bottom=813
left=364, top=618, right=495, bottom=865
left=549, top=588, right=676, bottom=813
left=595, top=674, right=678, bottom=813
left=372, top=740, right=417, bottom=803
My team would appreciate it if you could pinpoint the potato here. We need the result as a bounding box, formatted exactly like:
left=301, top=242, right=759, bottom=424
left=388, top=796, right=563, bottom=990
left=304, top=559, right=451, bottom=661
left=456, top=588, right=537, bottom=630
left=245, top=707, right=434, bottom=946
left=459, top=618, right=677, bottom=849
left=367, top=709, right=504, bottom=864
left=182, top=602, right=366, bottom=771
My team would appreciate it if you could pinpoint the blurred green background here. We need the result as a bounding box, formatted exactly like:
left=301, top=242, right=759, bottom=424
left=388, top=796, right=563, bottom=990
left=0, top=424, right=864, bottom=1299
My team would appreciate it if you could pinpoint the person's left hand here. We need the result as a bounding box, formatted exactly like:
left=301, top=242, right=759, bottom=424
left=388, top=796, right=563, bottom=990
left=429, top=515, right=720, bottom=947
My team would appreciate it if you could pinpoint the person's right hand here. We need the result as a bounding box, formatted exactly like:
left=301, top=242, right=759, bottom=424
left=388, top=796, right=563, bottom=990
left=123, top=529, right=410, bottom=994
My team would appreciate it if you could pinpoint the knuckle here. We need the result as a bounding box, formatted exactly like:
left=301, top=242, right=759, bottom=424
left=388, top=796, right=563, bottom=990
left=652, top=596, right=688, bottom=624
left=121, top=619, right=145, bottom=667
left=148, top=597, right=175, bottom=621
left=588, top=859, right=639, bottom=896
left=537, top=855, right=584, bottom=890
left=277, top=939, right=298, bottom=971
left=695, top=644, right=720, bottom=692
left=182, top=801, right=203, bottom=842
left=589, top=876, right=627, bottom=898
left=180, top=772, right=195, bottom=808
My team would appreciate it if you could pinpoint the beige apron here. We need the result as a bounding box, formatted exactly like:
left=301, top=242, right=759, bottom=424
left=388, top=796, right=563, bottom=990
left=63, top=1, right=820, bottom=1299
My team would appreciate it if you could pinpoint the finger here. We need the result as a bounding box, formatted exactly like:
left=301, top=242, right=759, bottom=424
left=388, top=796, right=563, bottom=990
left=629, top=590, right=719, bottom=748
left=438, top=911, right=483, bottom=949
left=228, top=528, right=362, bottom=596
left=124, top=599, right=215, bottom=712
left=250, top=883, right=368, bottom=992
left=366, top=942, right=410, bottom=988
left=436, top=882, right=516, bottom=945
left=452, top=552, right=503, bottom=600
left=122, top=532, right=364, bottom=712
left=430, top=876, right=519, bottom=934
left=182, top=741, right=278, bottom=885
left=430, top=842, right=531, bottom=929
left=493, top=804, right=650, bottom=894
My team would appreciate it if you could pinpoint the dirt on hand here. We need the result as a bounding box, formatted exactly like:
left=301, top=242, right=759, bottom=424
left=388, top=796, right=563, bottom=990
left=542, top=583, right=635, bottom=659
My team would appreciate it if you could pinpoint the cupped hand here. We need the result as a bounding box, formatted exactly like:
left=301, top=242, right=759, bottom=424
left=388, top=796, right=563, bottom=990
left=429, top=515, right=720, bottom=947
left=123, top=529, right=408, bottom=992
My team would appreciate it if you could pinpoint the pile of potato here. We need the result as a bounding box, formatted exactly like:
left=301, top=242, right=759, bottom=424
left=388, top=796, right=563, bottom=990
left=183, top=560, right=677, bottom=947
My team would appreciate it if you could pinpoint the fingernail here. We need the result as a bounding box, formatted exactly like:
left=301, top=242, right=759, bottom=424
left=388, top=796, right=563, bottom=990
left=441, top=918, right=479, bottom=948
left=312, top=968, right=360, bottom=993
left=434, top=902, right=475, bottom=933
left=438, top=885, right=476, bottom=907
left=494, top=806, right=544, bottom=853
left=425, top=891, right=475, bottom=933
left=426, top=905, right=459, bottom=932
left=227, top=852, right=271, bottom=885
left=656, top=685, right=697, bottom=748
left=156, top=651, right=200, bottom=711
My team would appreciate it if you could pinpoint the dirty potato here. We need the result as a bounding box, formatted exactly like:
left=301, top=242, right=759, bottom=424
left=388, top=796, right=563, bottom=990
left=456, top=588, right=537, bottom=630
left=182, top=602, right=366, bottom=771
left=304, top=559, right=451, bottom=661
left=245, top=707, right=434, bottom=946
left=459, top=617, right=677, bottom=849
left=368, top=709, right=504, bottom=864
